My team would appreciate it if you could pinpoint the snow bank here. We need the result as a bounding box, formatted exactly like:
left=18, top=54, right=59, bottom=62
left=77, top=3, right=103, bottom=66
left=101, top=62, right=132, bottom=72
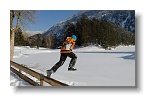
left=11, top=45, right=135, bottom=86
left=10, top=72, right=31, bottom=86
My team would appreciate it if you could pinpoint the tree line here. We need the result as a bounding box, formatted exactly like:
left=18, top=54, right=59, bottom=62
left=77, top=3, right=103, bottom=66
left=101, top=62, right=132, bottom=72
left=64, top=15, right=135, bottom=49
left=14, top=30, right=57, bottom=49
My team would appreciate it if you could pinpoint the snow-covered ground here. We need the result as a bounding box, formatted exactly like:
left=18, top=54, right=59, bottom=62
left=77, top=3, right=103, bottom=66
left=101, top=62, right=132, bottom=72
left=11, top=45, right=135, bottom=86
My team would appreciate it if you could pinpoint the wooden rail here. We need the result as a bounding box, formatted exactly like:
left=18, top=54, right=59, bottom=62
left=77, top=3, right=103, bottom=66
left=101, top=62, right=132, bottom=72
left=10, top=61, right=69, bottom=86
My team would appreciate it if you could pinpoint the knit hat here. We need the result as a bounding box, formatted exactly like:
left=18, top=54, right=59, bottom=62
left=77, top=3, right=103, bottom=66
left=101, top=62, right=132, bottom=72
left=71, top=35, right=77, bottom=41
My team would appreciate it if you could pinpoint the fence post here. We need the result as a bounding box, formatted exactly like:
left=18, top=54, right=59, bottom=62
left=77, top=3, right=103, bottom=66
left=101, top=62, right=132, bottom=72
left=40, top=74, right=44, bottom=86
left=19, top=67, right=21, bottom=73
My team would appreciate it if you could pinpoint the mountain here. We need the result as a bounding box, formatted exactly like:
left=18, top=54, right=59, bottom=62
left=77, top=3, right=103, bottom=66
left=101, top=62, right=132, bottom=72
left=26, top=31, right=43, bottom=37
left=42, top=10, right=135, bottom=38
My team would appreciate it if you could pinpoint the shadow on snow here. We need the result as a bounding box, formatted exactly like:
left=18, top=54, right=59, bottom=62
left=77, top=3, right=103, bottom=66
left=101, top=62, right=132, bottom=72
left=120, top=53, right=135, bottom=60
left=76, top=51, right=135, bottom=60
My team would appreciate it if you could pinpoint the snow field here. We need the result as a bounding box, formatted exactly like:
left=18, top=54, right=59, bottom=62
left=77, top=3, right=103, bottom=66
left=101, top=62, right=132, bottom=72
left=11, top=45, right=135, bottom=86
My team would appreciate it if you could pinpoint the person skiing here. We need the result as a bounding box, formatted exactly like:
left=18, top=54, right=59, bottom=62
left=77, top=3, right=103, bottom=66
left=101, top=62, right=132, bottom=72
left=46, top=35, right=77, bottom=78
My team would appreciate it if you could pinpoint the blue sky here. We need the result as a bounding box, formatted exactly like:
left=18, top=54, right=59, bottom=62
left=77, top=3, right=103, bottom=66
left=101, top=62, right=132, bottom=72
left=25, top=10, right=80, bottom=31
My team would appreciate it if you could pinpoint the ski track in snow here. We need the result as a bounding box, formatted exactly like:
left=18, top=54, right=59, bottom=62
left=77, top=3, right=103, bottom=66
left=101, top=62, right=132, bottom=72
left=11, top=46, right=135, bottom=86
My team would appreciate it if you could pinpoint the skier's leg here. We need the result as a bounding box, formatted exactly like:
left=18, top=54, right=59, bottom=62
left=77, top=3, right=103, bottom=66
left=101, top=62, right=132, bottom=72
left=68, top=52, right=77, bottom=70
left=51, top=54, right=67, bottom=73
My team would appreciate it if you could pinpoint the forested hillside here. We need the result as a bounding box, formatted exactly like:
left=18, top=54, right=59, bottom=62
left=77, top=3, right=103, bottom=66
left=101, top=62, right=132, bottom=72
left=64, top=16, right=135, bottom=49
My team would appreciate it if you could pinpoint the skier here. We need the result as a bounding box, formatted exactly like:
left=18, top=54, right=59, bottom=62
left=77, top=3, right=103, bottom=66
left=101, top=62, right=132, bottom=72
left=47, top=35, right=77, bottom=78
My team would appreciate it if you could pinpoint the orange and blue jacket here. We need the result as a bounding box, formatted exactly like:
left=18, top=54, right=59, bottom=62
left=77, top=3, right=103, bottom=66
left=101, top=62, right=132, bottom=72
left=60, top=37, right=76, bottom=53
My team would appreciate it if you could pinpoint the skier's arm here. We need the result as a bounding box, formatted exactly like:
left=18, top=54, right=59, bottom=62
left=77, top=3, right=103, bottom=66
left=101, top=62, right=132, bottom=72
left=70, top=41, right=75, bottom=50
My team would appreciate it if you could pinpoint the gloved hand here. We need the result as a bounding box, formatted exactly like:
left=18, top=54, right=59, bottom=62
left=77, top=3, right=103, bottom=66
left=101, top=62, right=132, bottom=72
left=57, top=46, right=62, bottom=49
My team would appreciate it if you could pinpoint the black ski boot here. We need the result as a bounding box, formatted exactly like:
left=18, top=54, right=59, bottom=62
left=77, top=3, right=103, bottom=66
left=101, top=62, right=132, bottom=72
left=68, top=67, right=77, bottom=71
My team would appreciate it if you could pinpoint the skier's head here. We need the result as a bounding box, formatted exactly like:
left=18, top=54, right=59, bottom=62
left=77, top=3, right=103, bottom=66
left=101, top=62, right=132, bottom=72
left=71, top=35, right=77, bottom=41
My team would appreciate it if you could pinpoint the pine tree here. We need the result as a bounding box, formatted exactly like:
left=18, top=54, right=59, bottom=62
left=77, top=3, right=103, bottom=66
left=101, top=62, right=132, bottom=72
left=63, top=14, right=135, bottom=49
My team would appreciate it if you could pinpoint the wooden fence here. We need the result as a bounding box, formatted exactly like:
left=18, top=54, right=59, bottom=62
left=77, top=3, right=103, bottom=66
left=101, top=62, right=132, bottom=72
left=10, top=61, right=69, bottom=86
